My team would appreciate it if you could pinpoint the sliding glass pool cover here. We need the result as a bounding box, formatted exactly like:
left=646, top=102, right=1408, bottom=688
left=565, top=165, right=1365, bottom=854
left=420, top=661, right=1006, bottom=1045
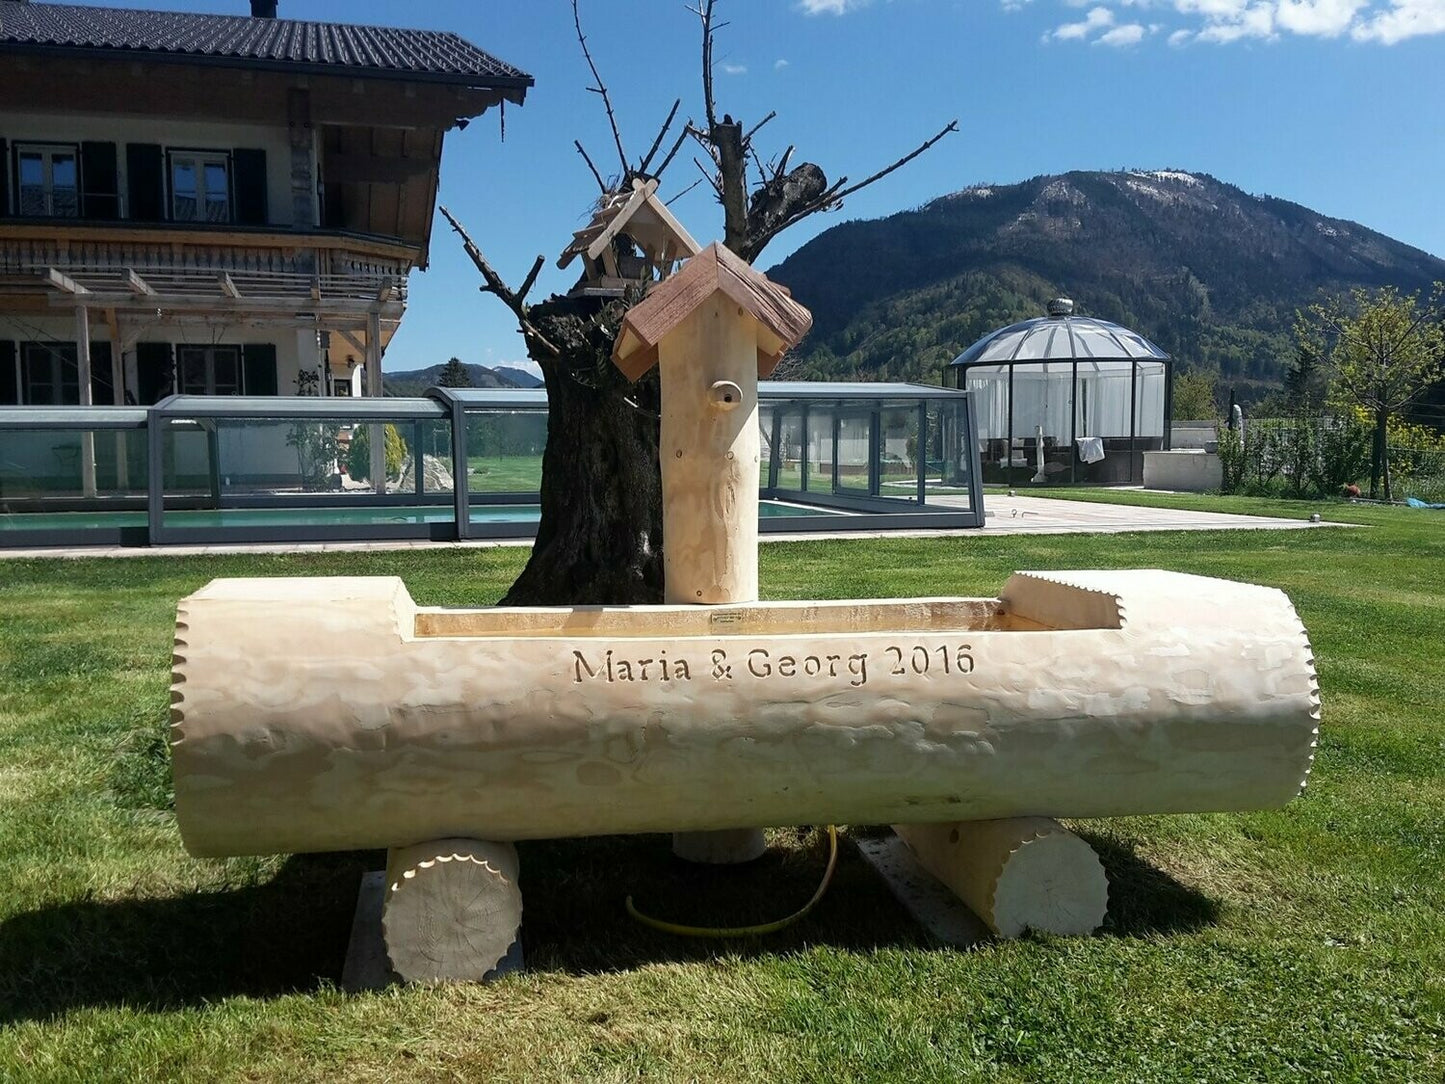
left=945, top=300, right=1172, bottom=487
left=0, top=383, right=982, bottom=547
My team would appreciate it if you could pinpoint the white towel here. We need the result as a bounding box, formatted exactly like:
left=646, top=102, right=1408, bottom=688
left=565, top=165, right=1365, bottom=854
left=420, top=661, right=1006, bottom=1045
left=1076, top=436, right=1105, bottom=464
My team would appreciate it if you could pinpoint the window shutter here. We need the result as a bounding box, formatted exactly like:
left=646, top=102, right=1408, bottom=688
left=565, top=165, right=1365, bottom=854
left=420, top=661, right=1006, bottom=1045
left=242, top=343, right=278, bottom=395
left=0, top=341, right=16, bottom=404
left=135, top=341, right=174, bottom=404
left=81, top=142, right=120, bottom=220
left=233, top=148, right=268, bottom=226
left=125, top=143, right=165, bottom=222
left=0, top=138, right=9, bottom=218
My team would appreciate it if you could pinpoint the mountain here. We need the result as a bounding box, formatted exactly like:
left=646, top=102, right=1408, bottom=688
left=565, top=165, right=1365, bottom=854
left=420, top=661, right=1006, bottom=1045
left=494, top=366, right=544, bottom=389
left=767, top=170, right=1445, bottom=397
left=384, top=362, right=524, bottom=397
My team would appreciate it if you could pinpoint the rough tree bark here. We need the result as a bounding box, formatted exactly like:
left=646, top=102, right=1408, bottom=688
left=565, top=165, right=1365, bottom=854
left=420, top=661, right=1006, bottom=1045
left=501, top=296, right=664, bottom=604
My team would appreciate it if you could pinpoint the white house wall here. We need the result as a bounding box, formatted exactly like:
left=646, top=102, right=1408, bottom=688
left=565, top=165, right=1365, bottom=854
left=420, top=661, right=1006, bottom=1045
left=5, top=110, right=305, bottom=227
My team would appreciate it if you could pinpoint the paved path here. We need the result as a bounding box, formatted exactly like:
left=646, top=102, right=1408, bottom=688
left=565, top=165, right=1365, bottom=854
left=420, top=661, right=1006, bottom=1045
left=0, top=494, right=1343, bottom=559
left=959, top=494, right=1333, bottom=536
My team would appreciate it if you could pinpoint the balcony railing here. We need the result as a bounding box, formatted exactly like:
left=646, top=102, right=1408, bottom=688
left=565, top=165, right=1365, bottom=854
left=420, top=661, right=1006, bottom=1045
left=0, top=232, right=409, bottom=308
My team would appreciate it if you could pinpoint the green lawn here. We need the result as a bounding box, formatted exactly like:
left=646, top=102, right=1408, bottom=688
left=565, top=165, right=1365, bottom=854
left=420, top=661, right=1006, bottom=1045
left=466, top=454, right=545, bottom=492
left=1, top=495, right=1443, bottom=1081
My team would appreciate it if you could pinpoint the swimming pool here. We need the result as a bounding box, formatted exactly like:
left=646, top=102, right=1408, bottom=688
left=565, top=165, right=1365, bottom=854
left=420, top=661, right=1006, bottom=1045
left=0, top=499, right=843, bottom=533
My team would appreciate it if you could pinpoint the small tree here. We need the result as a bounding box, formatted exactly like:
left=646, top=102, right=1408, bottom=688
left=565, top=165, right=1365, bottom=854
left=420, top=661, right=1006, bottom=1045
left=347, top=423, right=406, bottom=483
left=439, top=357, right=472, bottom=388
left=1302, top=284, right=1445, bottom=500
left=1171, top=368, right=1217, bottom=420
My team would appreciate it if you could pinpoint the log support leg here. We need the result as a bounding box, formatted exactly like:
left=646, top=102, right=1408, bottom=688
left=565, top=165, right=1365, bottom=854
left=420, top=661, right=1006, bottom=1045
left=895, top=818, right=1108, bottom=938
left=382, top=838, right=522, bottom=983
left=672, top=828, right=767, bottom=864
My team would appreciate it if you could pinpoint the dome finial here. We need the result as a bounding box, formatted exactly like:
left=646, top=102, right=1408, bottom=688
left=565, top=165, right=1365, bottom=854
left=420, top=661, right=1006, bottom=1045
left=1047, top=297, right=1074, bottom=317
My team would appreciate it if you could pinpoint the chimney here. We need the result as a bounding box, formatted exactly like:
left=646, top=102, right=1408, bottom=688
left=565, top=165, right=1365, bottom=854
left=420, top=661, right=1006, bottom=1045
left=251, top=1, right=277, bottom=17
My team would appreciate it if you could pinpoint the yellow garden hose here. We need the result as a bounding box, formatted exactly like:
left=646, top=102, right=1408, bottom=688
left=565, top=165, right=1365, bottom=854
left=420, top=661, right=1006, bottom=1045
left=625, top=826, right=839, bottom=938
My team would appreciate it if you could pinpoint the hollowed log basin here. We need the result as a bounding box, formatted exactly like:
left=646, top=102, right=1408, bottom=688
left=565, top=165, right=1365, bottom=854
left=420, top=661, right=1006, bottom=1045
left=171, top=570, right=1319, bottom=858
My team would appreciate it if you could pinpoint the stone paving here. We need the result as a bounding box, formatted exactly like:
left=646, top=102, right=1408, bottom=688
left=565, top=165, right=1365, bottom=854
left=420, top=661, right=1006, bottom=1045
left=0, top=493, right=1343, bottom=559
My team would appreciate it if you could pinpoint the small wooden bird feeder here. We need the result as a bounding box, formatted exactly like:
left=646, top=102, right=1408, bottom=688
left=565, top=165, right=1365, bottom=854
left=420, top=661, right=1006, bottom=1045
left=558, top=177, right=703, bottom=296
left=613, top=242, right=812, bottom=606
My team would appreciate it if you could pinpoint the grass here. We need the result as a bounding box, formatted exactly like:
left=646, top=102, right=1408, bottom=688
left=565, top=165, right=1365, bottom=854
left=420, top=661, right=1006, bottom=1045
left=1, top=493, right=1443, bottom=1081
left=466, top=455, right=545, bottom=493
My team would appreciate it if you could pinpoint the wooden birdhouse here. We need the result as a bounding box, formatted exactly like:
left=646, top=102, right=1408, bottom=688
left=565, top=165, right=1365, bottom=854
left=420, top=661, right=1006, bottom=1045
left=613, top=242, right=812, bottom=604
left=558, top=177, right=703, bottom=296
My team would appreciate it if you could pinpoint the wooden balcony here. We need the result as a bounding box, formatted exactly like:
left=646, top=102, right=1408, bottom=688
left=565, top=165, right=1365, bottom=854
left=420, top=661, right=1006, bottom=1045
left=0, top=222, right=413, bottom=317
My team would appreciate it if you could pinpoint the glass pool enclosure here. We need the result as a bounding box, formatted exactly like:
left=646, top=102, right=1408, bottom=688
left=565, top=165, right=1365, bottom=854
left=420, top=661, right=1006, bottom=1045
left=0, top=383, right=982, bottom=547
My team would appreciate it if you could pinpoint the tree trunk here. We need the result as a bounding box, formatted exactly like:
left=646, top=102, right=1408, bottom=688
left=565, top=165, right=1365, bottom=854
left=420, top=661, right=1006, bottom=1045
left=1370, top=406, right=1388, bottom=501
left=713, top=121, right=750, bottom=258
left=501, top=295, right=664, bottom=606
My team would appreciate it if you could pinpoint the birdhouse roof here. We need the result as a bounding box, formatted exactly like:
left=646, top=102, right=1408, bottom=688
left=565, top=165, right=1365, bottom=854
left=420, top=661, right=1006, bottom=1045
left=612, top=242, right=813, bottom=382
left=557, top=178, right=702, bottom=271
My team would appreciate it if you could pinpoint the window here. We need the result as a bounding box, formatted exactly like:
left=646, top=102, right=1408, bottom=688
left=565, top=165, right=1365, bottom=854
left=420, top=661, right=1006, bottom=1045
left=170, top=152, right=231, bottom=223
left=16, top=144, right=80, bottom=217
left=178, top=345, right=243, bottom=395
left=20, top=342, right=80, bottom=405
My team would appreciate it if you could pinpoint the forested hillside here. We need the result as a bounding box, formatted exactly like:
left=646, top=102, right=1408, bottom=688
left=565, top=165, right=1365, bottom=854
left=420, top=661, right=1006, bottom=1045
left=768, top=170, right=1445, bottom=397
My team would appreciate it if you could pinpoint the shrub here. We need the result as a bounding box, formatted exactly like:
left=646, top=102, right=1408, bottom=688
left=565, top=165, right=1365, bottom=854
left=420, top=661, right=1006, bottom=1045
left=347, top=423, right=407, bottom=482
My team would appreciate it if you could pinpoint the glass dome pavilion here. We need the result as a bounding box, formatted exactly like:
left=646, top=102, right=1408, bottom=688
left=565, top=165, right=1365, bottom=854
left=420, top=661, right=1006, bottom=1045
left=944, top=298, right=1172, bottom=486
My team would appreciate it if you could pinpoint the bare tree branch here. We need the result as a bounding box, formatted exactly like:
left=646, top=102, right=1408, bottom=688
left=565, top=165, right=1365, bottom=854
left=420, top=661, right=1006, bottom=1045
left=694, top=157, right=724, bottom=198
left=685, top=121, right=719, bottom=166
left=653, top=127, right=691, bottom=181
left=695, top=0, right=719, bottom=131
left=746, top=120, right=959, bottom=260
left=772, top=145, right=795, bottom=183
left=743, top=110, right=776, bottom=145
left=665, top=177, right=705, bottom=206
left=439, top=205, right=559, bottom=358
left=574, top=140, right=607, bottom=194
left=517, top=254, right=546, bottom=306
left=749, top=146, right=769, bottom=190
left=637, top=98, right=682, bottom=177
left=573, top=0, right=629, bottom=174
left=827, top=120, right=959, bottom=205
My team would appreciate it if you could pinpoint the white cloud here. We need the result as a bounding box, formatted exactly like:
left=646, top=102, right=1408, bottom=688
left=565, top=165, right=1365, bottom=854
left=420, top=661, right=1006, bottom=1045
left=774, top=58, right=791, bottom=69
left=1352, top=0, right=1445, bottom=41
left=799, top=0, right=869, bottom=13
left=1097, top=20, right=1150, bottom=40
left=1276, top=0, right=1369, bottom=35
left=722, top=62, right=748, bottom=74
left=1045, top=4, right=1115, bottom=39
left=1028, top=0, right=1445, bottom=43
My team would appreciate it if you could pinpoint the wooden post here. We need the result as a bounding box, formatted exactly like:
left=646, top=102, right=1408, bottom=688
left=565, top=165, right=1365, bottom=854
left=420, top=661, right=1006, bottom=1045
left=366, top=309, right=385, bottom=494
left=614, top=243, right=813, bottom=864
left=383, top=838, right=521, bottom=983
left=659, top=293, right=760, bottom=605
left=896, top=819, right=1109, bottom=938
left=75, top=305, right=97, bottom=499
left=110, top=314, right=129, bottom=491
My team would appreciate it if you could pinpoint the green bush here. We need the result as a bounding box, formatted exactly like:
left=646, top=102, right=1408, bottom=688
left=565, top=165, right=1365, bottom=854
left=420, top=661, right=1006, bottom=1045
left=1217, top=414, right=1371, bottom=498
left=347, top=423, right=407, bottom=482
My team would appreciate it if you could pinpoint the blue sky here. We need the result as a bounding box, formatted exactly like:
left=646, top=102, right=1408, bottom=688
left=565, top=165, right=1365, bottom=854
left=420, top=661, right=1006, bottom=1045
left=107, top=0, right=1445, bottom=375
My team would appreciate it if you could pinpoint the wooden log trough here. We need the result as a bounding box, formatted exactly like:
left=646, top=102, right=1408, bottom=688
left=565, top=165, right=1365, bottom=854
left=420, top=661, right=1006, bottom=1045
left=169, top=245, right=1319, bottom=980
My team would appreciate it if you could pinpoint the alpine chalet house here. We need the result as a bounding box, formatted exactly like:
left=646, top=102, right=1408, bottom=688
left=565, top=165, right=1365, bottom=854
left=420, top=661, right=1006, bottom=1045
left=0, top=0, right=531, bottom=411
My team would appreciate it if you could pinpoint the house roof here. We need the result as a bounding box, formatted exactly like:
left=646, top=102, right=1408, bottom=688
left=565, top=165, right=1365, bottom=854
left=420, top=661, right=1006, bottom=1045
left=0, top=1, right=534, bottom=89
